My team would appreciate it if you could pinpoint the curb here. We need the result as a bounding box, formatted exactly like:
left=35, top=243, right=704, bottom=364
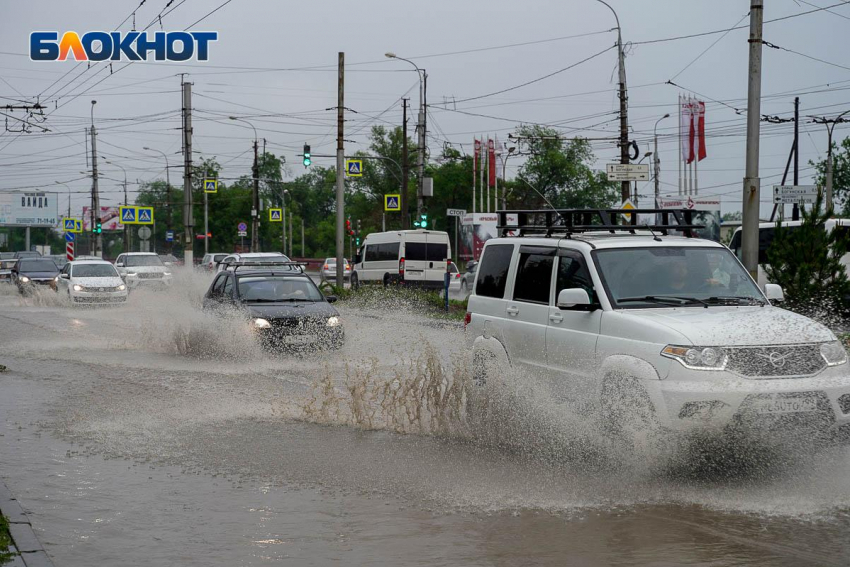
left=0, top=479, right=54, bottom=567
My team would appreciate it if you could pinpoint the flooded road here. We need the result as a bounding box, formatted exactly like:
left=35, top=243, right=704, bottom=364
left=1, top=276, right=850, bottom=566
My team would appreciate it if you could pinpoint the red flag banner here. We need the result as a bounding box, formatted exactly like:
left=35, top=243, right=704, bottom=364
left=695, top=101, right=707, bottom=161
left=474, top=139, right=481, bottom=175
left=488, top=139, right=496, bottom=187
left=680, top=97, right=694, bottom=164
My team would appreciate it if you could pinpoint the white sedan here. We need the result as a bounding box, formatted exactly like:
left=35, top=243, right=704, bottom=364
left=57, top=260, right=128, bottom=305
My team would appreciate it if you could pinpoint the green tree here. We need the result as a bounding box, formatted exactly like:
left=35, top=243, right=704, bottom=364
left=765, top=192, right=850, bottom=315
left=512, top=125, right=620, bottom=209
left=811, top=136, right=850, bottom=215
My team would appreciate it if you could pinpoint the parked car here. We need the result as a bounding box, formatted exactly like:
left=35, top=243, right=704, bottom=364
left=11, top=257, right=59, bottom=295
left=200, top=253, right=228, bottom=272
left=729, top=219, right=850, bottom=288
left=0, top=258, right=17, bottom=283
left=57, top=260, right=128, bottom=305
left=13, top=251, right=41, bottom=260
left=114, top=252, right=173, bottom=289
left=158, top=254, right=182, bottom=267
left=351, top=229, right=451, bottom=290
left=203, top=264, right=343, bottom=350
left=320, top=257, right=351, bottom=282
left=465, top=208, right=850, bottom=447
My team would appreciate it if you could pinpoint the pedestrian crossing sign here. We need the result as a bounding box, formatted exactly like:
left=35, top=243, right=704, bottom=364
left=120, top=206, right=137, bottom=223
left=269, top=208, right=282, bottom=222
left=384, top=194, right=401, bottom=212
left=137, top=207, right=154, bottom=224
left=204, top=179, right=217, bottom=193
left=346, top=159, right=363, bottom=177
left=63, top=218, right=83, bottom=233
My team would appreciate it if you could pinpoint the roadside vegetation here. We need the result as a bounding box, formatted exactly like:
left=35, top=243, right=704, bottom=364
left=0, top=513, right=14, bottom=564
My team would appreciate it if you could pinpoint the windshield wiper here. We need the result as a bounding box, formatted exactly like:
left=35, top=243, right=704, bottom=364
left=618, top=295, right=703, bottom=306
left=705, top=295, right=766, bottom=307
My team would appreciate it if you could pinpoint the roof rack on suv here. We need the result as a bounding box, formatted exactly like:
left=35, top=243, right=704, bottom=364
left=224, top=261, right=307, bottom=272
left=497, top=208, right=704, bottom=238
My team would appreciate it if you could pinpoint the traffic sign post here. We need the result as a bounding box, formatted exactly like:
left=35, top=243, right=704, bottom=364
left=203, top=179, right=218, bottom=193
left=346, top=159, right=363, bottom=177
left=606, top=163, right=649, bottom=182
left=773, top=185, right=818, bottom=205
left=66, top=240, right=74, bottom=262
left=620, top=198, right=637, bottom=222
left=165, top=230, right=174, bottom=242
left=269, top=208, right=282, bottom=222
left=446, top=208, right=466, bottom=217
left=120, top=206, right=155, bottom=225
left=238, top=222, right=248, bottom=232
left=384, top=194, right=401, bottom=212
left=63, top=218, right=83, bottom=233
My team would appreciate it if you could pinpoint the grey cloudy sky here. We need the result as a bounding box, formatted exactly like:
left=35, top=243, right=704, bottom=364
left=1, top=0, right=849, bottom=218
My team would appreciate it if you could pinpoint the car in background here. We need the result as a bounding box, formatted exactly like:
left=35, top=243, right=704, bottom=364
left=351, top=229, right=451, bottom=289
left=114, top=252, right=173, bottom=289
left=49, top=255, right=68, bottom=270
left=11, top=257, right=59, bottom=294
left=0, top=252, right=14, bottom=261
left=201, top=253, right=228, bottom=272
left=448, top=261, right=461, bottom=294
left=0, top=257, right=17, bottom=283
left=13, top=251, right=42, bottom=260
left=216, top=252, right=291, bottom=273
left=57, top=260, right=128, bottom=305
left=159, top=254, right=183, bottom=267
left=203, top=263, right=343, bottom=350
left=320, top=257, right=351, bottom=282
left=459, top=260, right=477, bottom=296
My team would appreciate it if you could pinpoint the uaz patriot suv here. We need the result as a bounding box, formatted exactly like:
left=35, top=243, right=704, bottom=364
left=465, top=209, right=850, bottom=445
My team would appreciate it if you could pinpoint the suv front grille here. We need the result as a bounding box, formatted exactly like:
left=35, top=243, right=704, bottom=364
left=726, top=344, right=826, bottom=378
left=137, top=272, right=163, bottom=279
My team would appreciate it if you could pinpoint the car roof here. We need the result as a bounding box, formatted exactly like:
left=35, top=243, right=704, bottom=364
left=121, top=252, right=158, bottom=256
left=487, top=233, right=724, bottom=251
left=234, top=269, right=310, bottom=277
left=68, top=260, right=112, bottom=265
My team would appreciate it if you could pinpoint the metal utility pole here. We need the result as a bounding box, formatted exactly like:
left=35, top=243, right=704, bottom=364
left=741, top=0, right=764, bottom=279
left=182, top=80, right=194, bottom=267
left=203, top=172, right=209, bottom=254
left=251, top=139, right=260, bottom=252
left=793, top=97, right=800, bottom=221
left=90, top=126, right=101, bottom=257
left=401, top=98, right=410, bottom=229
left=281, top=189, right=288, bottom=254
left=817, top=110, right=850, bottom=212
left=335, top=52, right=345, bottom=288
left=143, top=147, right=172, bottom=251
left=597, top=1, right=631, bottom=203
left=301, top=219, right=304, bottom=257
left=653, top=113, right=670, bottom=206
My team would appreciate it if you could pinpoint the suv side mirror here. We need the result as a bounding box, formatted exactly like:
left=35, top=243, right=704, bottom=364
left=60, top=273, right=70, bottom=279
left=116, top=262, right=124, bottom=268
left=764, top=283, right=784, bottom=302
left=326, top=295, right=338, bottom=303
left=557, top=288, right=591, bottom=310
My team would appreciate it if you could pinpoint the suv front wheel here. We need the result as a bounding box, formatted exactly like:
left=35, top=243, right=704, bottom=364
left=600, top=375, right=662, bottom=452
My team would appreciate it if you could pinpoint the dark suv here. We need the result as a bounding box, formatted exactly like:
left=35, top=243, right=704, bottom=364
left=203, top=263, right=343, bottom=350
left=12, top=258, right=59, bottom=294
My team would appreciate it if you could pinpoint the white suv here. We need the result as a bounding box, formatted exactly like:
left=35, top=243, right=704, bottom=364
left=115, top=252, right=173, bottom=289
left=465, top=211, right=850, bottom=445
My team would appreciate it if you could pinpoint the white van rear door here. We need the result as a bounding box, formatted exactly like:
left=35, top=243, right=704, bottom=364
left=425, top=233, right=450, bottom=283
left=403, top=233, right=428, bottom=282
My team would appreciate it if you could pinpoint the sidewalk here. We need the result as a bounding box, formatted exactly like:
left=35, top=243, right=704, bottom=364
left=0, top=479, right=53, bottom=567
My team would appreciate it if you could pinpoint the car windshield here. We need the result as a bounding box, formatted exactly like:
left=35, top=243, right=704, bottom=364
left=237, top=276, right=324, bottom=302
left=73, top=264, right=119, bottom=278
left=593, top=246, right=764, bottom=308
left=125, top=255, right=163, bottom=267
left=213, top=254, right=227, bottom=262
left=16, top=252, right=40, bottom=258
left=0, top=253, right=14, bottom=259
left=19, top=259, right=57, bottom=272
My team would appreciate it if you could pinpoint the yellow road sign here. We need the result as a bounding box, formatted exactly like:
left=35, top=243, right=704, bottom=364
left=346, top=159, right=363, bottom=177
left=63, top=218, right=83, bottom=233
left=204, top=179, right=218, bottom=193
left=269, top=208, right=282, bottom=222
left=384, top=194, right=401, bottom=212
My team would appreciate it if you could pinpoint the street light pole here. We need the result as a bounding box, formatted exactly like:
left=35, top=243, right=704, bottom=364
left=105, top=160, right=128, bottom=252
left=54, top=181, right=72, bottom=218
left=229, top=117, right=260, bottom=252
left=821, top=109, right=850, bottom=212
left=386, top=53, right=426, bottom=218
left=143, top=147, right=172, bottom=251
left=653, top=114, right=671, bottom=207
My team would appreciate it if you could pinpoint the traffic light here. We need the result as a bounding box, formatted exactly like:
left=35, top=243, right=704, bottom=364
left=302, top=144, right=311, bottom=168
left=413, top=213, right=427, bottom=228
left=95, top=218, right=102, bottom=234
left=207, top=232, right=212, bottom=239
left=356, top=236, right=360, bottom=247
left=346, top=218, right=354, bottom=236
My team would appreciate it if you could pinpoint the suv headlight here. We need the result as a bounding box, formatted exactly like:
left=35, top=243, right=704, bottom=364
left=662, top=345, right=728, bottom=370
left=327, top=316, right=341, bottom=327
left=820, top=340, right=847, bottom=366
left=73, top=284, right=84, bottom=292
left=118, top=284, right=126, bottom=291
left=19, top=276, right=29, bottom=283
left=252, top=318, right=271, bottom=329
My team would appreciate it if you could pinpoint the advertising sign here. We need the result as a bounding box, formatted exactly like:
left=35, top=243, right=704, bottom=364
left=82, top=206, right=122, bottom=231
left=459, top=213, right=500, bottom=262
left=658, top=195, right=722, bottom=242
left=0, top=192, right=59, bottom=227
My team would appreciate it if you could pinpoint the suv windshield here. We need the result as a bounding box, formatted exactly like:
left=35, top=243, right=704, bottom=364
left=19, top=259, right=57, bottom=272
left=237, top=276, right=323, bottom=302
left=73, top=264, right=119, bottom=278
left=593, top=246, right=764, bottom=308
left=125, top=255, right=164, bottom=267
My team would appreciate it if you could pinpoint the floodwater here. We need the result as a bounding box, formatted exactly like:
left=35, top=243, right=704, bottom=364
left=1, top=272, right=849, bottom=566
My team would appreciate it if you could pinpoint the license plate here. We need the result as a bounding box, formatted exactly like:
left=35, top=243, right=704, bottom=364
left=750, top=396, right=818, bottom=414
left=283, top=334, right=316, bottom=345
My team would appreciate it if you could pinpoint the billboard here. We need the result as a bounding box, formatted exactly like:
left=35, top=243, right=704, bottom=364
left=659, top=195, right=721, bottom=242
left=82, top=207, right=123, bottom=231
left=459, top=213, right=517, bottom=262
left=0, top=191, right=59, bottom=227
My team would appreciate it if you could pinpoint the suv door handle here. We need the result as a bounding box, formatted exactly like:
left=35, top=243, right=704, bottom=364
left=549, top=313, right=563, bottom=324
left=506, top=306, right=519, bottom=316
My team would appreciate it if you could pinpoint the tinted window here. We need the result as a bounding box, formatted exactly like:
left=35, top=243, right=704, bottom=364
left=237, top=276, right=323, bottom=302
left=731, top=227, right=803, bottom=263
left=405, top=242, right=427, bottom=261
left=378, top=243, right=400, bottom=261
left=213, top=254, right=227, bottom=262
left=475, top=244, right=513, bottom=298
left=211, top=274, right=227, bottom=294
left=556, top=252, right=595, bottom=303
left=513, top=248, right=555, bottom=304
left=20, top=259, right=57, bottom=272
left=126, top=255, right=163, bottom=267
left=223, top=276, right=234, bottom=296
left=72, top=264, right=119, bottom=278
left=364, top=245, right=377, bottom=262
left=427, top=243, right=448, bottom=262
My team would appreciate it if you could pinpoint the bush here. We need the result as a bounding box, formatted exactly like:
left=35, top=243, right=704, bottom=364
left=765, top=193, right=850, bottom=318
